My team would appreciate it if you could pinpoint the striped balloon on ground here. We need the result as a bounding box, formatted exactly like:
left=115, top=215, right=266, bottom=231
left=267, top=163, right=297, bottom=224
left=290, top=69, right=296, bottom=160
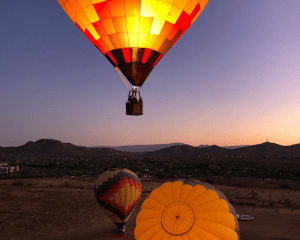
left=135, top=180, right=239, bottom=240
left=94, top=168, right=142, bottom=232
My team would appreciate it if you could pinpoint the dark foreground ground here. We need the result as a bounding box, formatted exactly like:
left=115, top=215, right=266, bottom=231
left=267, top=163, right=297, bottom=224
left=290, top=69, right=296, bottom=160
left=0, top=177, right=300, bottom=240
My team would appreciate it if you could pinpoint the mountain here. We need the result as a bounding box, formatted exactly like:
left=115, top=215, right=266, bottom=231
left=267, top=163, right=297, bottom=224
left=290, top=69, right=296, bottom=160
left=233, top=142, right=296, bottom=158
left=198, top=145, right=210, bottom=148
left=224, top=145, right=249, bottom=149
left=0, top=139, right=127, bottom=158
left=149, top=144, right=199, bottom=157
left=95, top=143, right=247, bottom=152
left=19, top=139, right=83, bottom=154
left=94, top=144, right=251, bottom=152
left=147, top=142, right=300, bottom=160
left=96, top=143, right=185, bottom=152
left=1, top=139, right=299, bottom=179
left=1, top=140, right=300, bottom=159
left=147, top=144, right=231, bottom=159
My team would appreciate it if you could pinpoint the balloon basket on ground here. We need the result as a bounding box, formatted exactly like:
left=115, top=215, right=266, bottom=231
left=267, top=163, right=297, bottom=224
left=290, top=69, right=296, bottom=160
left=126, top=88, right=143, bottom=116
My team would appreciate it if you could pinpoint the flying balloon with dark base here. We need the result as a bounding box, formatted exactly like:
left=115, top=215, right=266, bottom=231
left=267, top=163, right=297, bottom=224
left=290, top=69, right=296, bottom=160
left=58, top=0, right=209, bottom=115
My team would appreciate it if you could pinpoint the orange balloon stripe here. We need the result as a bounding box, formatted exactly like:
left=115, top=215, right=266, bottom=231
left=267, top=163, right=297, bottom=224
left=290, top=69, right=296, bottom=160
left=122, top=48, right=131, bottom=63
left=153, top=54, right=162, bottom=67
left=142, top=48, right=152, bottom=63
left=106, top=51, right=118, bottom=65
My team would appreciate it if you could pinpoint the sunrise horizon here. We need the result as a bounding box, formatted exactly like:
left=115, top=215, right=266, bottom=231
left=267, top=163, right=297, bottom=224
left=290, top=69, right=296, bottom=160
left=1, top=137, right=299, bottom=149
left=1, top=0, right=299, bottom=150
left=1, top=1, right=299, bottom=240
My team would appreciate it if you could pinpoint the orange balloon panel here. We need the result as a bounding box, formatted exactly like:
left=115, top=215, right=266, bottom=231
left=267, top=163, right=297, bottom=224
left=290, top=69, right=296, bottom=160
left=58, top=0, right=209, bottom=86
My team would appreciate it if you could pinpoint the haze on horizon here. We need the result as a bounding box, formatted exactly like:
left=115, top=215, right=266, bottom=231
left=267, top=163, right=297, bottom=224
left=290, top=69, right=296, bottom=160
left=0, top=0, right=299, bottom=147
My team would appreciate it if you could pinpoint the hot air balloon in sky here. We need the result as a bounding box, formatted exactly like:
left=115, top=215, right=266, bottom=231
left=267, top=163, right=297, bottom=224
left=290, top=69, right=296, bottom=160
left=94, top=168, right=142, bottom=232
left=135, top=180, right=239, bottom=240
left=58, top=0, right=209, bottom=115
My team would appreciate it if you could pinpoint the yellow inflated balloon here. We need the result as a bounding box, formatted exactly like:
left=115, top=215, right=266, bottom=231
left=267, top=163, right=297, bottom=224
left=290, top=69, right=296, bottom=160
left=135, top=180, right=239, bottom=240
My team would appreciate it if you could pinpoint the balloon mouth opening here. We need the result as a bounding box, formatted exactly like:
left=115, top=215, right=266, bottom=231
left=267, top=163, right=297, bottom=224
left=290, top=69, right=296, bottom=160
left=161, top=201, right=195, bottom=235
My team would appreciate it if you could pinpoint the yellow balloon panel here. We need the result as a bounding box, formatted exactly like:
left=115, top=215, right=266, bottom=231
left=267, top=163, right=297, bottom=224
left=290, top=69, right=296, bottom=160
left=58, top=0, right=209, bottom=54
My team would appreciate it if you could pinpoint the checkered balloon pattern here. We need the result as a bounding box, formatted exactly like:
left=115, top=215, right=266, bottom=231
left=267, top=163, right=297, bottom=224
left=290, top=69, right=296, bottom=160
left=58, top=0, right=209, bottom=86
left=94, top=168, right=142, bottom=225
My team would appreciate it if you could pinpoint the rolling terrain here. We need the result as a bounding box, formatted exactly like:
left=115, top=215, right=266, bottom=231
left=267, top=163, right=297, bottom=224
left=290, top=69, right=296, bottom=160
left=1, top=140, right=300, bottom=240
left=0, top=139, right=300, bottom=180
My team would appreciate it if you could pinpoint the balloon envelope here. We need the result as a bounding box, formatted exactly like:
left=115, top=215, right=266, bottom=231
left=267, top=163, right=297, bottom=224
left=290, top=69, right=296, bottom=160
left=94, top=168, right=142, bottom=230
left=58, top=0, right=209, bottom=86
left=135, top=180, right=239, bottom=240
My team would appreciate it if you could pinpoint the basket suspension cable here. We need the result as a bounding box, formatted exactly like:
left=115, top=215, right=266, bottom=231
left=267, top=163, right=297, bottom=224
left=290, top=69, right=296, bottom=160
left=115, top=67, right=130, bottom=90
left=115, top=67, right=143, bottom=116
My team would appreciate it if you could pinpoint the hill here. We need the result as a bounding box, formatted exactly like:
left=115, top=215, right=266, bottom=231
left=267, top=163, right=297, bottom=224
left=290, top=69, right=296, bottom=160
left=0, top=139, right=299, bottom=180
left=0, top=139, right=125, bottom=155
left=94, top=143, right=184, bottom=152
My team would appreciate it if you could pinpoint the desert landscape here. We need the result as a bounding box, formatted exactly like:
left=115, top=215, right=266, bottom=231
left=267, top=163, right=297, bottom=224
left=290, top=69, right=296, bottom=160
left=1, top=140, right=300, bottom=239
left=2, top=1, right=299, bottom=239
left=1, top=176, right=300, bottom=240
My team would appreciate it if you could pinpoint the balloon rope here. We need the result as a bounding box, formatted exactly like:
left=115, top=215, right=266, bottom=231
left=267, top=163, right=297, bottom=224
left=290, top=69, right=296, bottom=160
left=115, top=67, right=130, bottom=90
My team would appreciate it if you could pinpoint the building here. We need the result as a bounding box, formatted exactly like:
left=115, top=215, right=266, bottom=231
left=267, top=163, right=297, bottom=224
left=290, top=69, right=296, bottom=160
left=0, top=162, right=20, bottom=175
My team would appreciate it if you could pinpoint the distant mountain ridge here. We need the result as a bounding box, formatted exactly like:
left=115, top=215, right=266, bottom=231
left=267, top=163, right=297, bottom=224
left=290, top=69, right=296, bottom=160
left=96, top=143, right=249, bottom=152
left=94, top=143, right=184, bottom=152
left=1, top=139, right=299, bottom=159
left=223, top=145, right=249, bottom=149
left=1, top=139, right=300, bottom=180
left=0, top=139, right=126, bottom=158
left=149, top=141, right=300, bottom=159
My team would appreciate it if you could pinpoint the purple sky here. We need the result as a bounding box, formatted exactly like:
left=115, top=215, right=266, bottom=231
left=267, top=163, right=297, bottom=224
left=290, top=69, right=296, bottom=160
left=0, top=0, right=299, bottom=147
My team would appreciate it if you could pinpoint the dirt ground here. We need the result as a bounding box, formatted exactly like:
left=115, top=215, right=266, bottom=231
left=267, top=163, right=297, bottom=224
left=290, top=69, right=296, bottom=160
left=0, top=177, right=300, bottom=240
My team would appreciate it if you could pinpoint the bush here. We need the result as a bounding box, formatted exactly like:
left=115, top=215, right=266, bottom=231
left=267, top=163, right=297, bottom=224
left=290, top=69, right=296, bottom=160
left=281, top=198, right=295, bottom=208
left=205, top=178, right=215, bottom=184
left=268, top=199, right=275, bottom=208
left=280, top=183, right=290, bottom=189
left=61, top=182, right=73, bottom=188
left=12, top=180, right=24, bottom=186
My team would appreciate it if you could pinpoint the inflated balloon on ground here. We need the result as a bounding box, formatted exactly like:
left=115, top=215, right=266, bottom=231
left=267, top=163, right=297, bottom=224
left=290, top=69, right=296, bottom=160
left=135, top=179, right=239, bottom=240
left=94, top=168, right=142, bottom=232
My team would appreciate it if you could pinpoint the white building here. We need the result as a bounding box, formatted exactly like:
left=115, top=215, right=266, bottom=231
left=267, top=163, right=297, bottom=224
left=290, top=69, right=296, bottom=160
left=0, top=162, right=20, bottom=175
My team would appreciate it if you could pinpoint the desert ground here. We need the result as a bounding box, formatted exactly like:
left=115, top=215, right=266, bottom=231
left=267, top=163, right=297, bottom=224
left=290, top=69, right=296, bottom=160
left=1, top=177, right=300, bottom=240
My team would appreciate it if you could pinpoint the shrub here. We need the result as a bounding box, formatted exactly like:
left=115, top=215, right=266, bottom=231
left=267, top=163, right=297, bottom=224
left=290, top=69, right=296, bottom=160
left=61, top=182, right=73, bottom=188
left=280, top=183, right=290, bottom=189
left=12, top=180, right=24, bottom=186
left=268, top=199, right=275, bottom=208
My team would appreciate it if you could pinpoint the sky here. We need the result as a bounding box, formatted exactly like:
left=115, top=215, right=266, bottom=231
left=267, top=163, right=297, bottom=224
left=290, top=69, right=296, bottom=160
left=0, top=0, right=299, bottom=147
